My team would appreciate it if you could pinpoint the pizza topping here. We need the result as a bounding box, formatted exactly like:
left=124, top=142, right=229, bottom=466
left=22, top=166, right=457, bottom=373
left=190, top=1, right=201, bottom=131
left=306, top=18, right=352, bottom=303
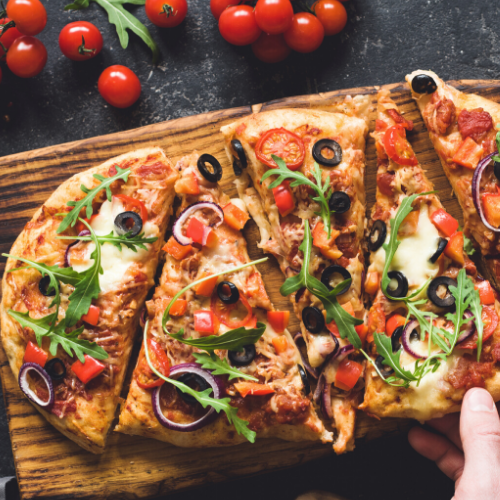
left=368, top=220, right=387, bottom=252
left=81, top=304, right=100, bottom=326
left=228, top=344, right=256, bottom=366
left=197, top=154, right=223, bottom=183
left=475, top=280, right=495, bottom=305
left=38, top=275, right=56, bottom=297
left=255, top=128, right=305, bottom=170
left=266, top=311, right=290, bottom=333
left=457, top=108, right=493, bottom=142
left=24, top=340, right=48, bottom=367
left=411, top=74, right=437, bottom=94
left=19, top=362, right=55, bottom=408
left=386, top=270, right=408, bottom=298
left=429, top=237, right=448, bottom=264
left=163, top=236, right=193, bottom=260
left=429, top=208, right=458, bottom=237
left=71, top=355, right=105, bottom=384
left=391, top=326, right=404, bottom=353
left=114, top=211, right=143, bottom=237
left=376, top=171, right=395, bottom=197
left=386, top=108, right=414, bottom=131
left=385, top=314, right=407, bottom=337
left=434, top=97, right=457, bottom=135
left=427, top=276, right=457, bottom=308
left=44, top=358, right=67, bottom=380
left=234, top=381, right=275, bottom=397
left=302, top=306, right=325, bottom=334
left=328, top=191, right=350, bottom=214
left=297, top=365, right=310, bottom=395
left=223, top=203, right=250, bottom=231
left=176, top=172, right=200, bottom=195
left=452, top=137, right=484, bottom=170
left=312, top=138, right=342, bottom=167
left=401, top=320, right=434, bottom=359
left=459, top=306, right=498, bottom=350
left=217, top=281, right=240, bottom=304
left=230, top=139, right=248, bottom=169
left=472, top=151, right=500, bottom=233
left=211, top=290, right=253, bottom=328
left=321, top=265, right=351, bottom=295
left=272, top=181, right=295, bottom=217
left=293, top=332, right=320, bottom=379
left=383, top=125, right=418, bottom=166
left=444, top=231, right=465, bottom=265
left=194, top=310, right=220, bottom=335
left=334, top=359, right=362, bottom=391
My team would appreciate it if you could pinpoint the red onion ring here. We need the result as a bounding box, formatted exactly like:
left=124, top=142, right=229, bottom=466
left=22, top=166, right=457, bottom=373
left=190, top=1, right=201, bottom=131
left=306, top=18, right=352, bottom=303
left=172, top=202, right=224, bottom=246
left=331, top=344, right=354, bottom=363
left=402, top=320, right=428, bottom=359
left=151, top=363, right=223, bottom=432
left=321, top=381, right=333, bottom=420
left=293, top=332, right=320, bottom=379
left=64, top=230, right=91, bottom=267
left=18, top=362, right=54, bottom=408
left=472, top=152, right=500, bottom=233
left=457, top=310, right=476, bottom=343
left=313, top=373, right=325, bottom=405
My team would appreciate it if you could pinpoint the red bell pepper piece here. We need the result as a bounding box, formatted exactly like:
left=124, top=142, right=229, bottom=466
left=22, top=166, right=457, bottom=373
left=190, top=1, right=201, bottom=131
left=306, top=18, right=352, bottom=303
left=71, top=355, right=105, bottom=384
left=444, top=231, right=465, bottom=265
left=82, top=305, right=100, bottom=326
left=223, top=203, right=249, bottom=230
left=475, top=281, right=495, bottom=305
left=163, top=236, right=193, bottom=260
left=194, top=310, right=220, bottom=336
left=334, top=359, right=363, bottom=391
left=24, top=341, right=48, bottom=367
left=272, top=181, right=295, bottom=217
left=430, top=208, right=459, bottom=237
left=234, top=381, right=275, bottom=397
left=267, top=311, right=290, bottom=333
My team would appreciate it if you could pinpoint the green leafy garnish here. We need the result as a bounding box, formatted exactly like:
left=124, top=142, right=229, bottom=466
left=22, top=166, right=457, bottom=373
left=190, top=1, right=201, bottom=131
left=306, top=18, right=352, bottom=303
left=7, top=310, right=108, bottom=363
left=193, top=352, right=258, bottom=382
left=493, top=131, right=500, bottom=163
left=57, top=166, right=131, bottom=234
left=64, top=0, right=160, bottom=63
left=58, top=231, right=157, bottom=253
left=261, top=155, right=333, bottom=237
left=463, top=232, right=476, bottom=256
left=280, top=221, right=362, bottom=349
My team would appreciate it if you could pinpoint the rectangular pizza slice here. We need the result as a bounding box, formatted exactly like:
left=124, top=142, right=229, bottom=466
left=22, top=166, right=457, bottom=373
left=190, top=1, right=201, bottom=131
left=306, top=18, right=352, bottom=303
left=1, top=148, right=178, bottom=453
left=220, top=101, right=370, bottom=453
left=115, top=152, right=332, bottom=446
left=406, top=70, right=500, bottom=291
left=360, top=89, right=500, bottom=421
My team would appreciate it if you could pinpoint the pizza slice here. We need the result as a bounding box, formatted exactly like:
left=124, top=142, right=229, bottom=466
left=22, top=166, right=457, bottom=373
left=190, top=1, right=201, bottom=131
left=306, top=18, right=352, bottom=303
left=406, top=70, right=500, bottom=291
left=220, top=102, right=370, bottom=453
left=1, top=148, right=178, bottom=453
left=360, top=89, right=500, bottom=421
left=115, top=152, right=332, bottom=446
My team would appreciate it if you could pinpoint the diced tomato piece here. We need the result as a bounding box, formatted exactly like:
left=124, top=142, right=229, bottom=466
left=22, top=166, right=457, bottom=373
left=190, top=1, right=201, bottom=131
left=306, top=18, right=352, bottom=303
left=176, top=173, right=200, bottom=195
left=113, top=194, right=148, bottom=224
left=452, top=137, right=484, bottom=170
left=246, top=272, right=270, bottom=302
left=334, top=359, right=363, bottom=391
left=194, top=310, right=220, bottom=336
left=272, top=335, right=288, bottom=354
left=223, top=203, right=250, bottom=231
left=312, top=222, right=342, bottom=260
left=364, top=272, right=380, bottom=295
left=375, top=119, right=388, bottom=131
left=186, top=217, right=205, bottom=245
left=376, top=172, right=395, bottom=196
left=71, top=355, right=105, bottom=384
left=482, top=187, right=500, bottom=228
left=326, top=301, right=355, bottom=337
left=444, top=231, right=464, bottom=265
left=234, top=381, right=275, bottom=397
left=272, top=181, right=295, bottom=217
left=267, top=311, right=290, bottom=333
left=163, top=236, right=193, bottom=260
left=76, top=214, right=97, bottom=233
left=82, top=305, right=100, bottom=326
left=24, top=341, right=48, bottom=367
left=194, top=274, right=218, bottom=297
left=168, top=298, right=188, bottom=316
left=135, top=339, right=170, bottom=389
left=385, top=314, right=407, bottom=337
left=383, top=125, right=418, bottom=166
left=246, top=315, right=258, bottom=328
left=367, top=303, right=386, bottom=336
left=355, top=324, right=369, bottom=345
left=475, top=281, right=496, bottom=305
left=203, top=227, right=218, bottom=248
left=430, top=208, right=459, bottom=237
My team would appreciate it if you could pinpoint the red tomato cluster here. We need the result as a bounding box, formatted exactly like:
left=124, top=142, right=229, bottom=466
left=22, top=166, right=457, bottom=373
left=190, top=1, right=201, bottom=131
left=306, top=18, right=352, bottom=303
left=212, top=0, right=348, bottom=62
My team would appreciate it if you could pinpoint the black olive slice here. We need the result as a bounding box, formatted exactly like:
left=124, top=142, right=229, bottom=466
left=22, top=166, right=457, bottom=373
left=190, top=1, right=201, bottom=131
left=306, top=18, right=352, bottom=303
left=228, top=344, right=256, bottom=367
left=494, top=161, right=500, bottom=182
left=302, top=306, right=325, bottom=334
left=375, top=355, right=394, bottom=378
left=411, top=74, right=438, bottom=94
left=45, top=358, right=66, bottom=380
left=391, top=326, right=404, bottom=353
left=312, top=139, right=342, bottom=167
left=368, top=220, right=387, bottom=252
left=231, top=139, right=247, bottom=169
left=39, top=275, right=56, bottom=297
left=329, top=192, right=351, bottom=214
left=428, top=276, right=457, bottom=308
left=298, top=365, right=310, bottom=395
left=295, top=287, right=306, bottom=303
left=429, top=237, right=448, bottom=264
left=386, top=271, right=409, bottom=299
left=176, top=373, right=210, bottom=404
left=321, top=265, right=351, bottom=295
left=197, top=154, right=223, bottom=183
left=232, top=159, right=243, bottom=177
left=217, top=281, right=239, bottom=305
left=114, top=211, right=142, bottom=237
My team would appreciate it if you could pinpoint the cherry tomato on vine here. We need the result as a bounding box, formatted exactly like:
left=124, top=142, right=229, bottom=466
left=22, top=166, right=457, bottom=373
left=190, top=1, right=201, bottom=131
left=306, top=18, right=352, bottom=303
left=98, top=65, right=141, bottom=109
left=145, top=0, right=187, bottom=28
left=283, top=13, right=324, bottom=53
left=6, top=35, right=47, bottom=77
left=254, top=0, right=293, bottom=35
left=252, top=33, right=290, bottom=63
left=58, top=22, right=103, bottom=61
left=219, top=5, right=261, bottom=46
left=313, top=0, right=347, bottom=36
left=210, top=0, right=239, bottom=20
left=0, top=17, right=23, bottom=58
left=6, top=0, right=47, bottom=36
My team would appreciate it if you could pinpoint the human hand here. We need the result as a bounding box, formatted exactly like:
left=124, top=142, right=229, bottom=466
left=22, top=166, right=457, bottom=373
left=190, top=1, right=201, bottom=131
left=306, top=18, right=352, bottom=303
left=408, top=388, right=500, bottom=499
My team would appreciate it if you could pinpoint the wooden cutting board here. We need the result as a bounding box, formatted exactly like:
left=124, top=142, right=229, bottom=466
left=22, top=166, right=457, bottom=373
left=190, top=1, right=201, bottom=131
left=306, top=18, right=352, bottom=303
left=1, top=79, right=498, bottom=500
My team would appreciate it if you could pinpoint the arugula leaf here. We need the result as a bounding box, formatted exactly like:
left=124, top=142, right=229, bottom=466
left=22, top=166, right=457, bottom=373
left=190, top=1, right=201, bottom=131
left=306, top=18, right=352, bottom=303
left=468, top=283, right=484, bottom=362
left=373, top=333, right=417, bottom=384
left=169, top=323, right=267, bottom=351
left=65, top=0, right=160, bottom=63
left=57, top=166, right=131, bottom=234
left=261, top=155, right=333, bottom=238
left=463, top=233, right=476, bottom=256
left=493, top=131, right=500, bottom=163
left=193, top=352, right=258, bottom=382
left=8, top=310, right=108, bottom=362
left=58, top=231, right=157, bottom=253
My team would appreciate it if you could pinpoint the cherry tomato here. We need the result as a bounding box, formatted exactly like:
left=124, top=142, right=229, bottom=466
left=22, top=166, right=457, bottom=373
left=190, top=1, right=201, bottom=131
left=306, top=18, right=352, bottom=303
left=0, top=18, right=23, bottom=59
left=383, top=125, right=418, bottom=166
left=219, top=5, right=262, bottom=46
left=252, top=32, right=290, bottom=63
left=255, top=127, right=305, bottom=169
left=145, top=0, right=187, bottom=28
left=58, top=22, right=103, bottom=61
left=6, top=0, right=47, bottom=36
left=211, top=290, right=253, bottom=328
left=210, top=0, right=239, bottom=20
left=313, top=0, right=347, bottom=36
left=283, top=12, right=324, bottom=53
left=98, top=65, right=141, bottom=108
left=254, top=0, right=293, bottom=35
left=135, top=339, right=170, bottom=389
left=6, top=35, right=47, bottom=78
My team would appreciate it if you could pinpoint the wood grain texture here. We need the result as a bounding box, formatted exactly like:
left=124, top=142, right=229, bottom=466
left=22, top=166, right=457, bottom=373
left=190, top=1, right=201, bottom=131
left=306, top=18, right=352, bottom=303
left=0, top=80, right=498, bottom=500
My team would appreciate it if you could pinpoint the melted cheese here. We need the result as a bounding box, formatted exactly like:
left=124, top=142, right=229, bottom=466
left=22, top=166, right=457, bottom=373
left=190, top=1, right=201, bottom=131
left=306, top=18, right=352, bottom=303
left=70, top=199, right=157, bottom=293
left=371, top=204, right=439, bottom=290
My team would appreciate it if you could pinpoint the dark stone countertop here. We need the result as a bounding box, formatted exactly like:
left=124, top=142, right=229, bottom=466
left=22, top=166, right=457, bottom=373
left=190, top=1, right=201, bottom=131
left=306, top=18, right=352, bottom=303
left=1, top=0, right=499, bottom=497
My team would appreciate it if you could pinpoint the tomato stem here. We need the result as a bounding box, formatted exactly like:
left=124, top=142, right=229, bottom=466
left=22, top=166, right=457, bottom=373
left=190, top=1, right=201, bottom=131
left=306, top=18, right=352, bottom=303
left=160, top=3, right=176, bottom=16
left=0, top=19, right=15, bottom=35
left=78, top=35, right=96, bottom=57
left=0, top=39, right=6, bottom=55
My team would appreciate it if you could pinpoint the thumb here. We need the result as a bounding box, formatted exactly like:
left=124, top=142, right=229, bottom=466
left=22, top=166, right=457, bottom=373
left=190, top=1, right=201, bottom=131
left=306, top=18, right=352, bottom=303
left=457, top=388, right=500, bottom=498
